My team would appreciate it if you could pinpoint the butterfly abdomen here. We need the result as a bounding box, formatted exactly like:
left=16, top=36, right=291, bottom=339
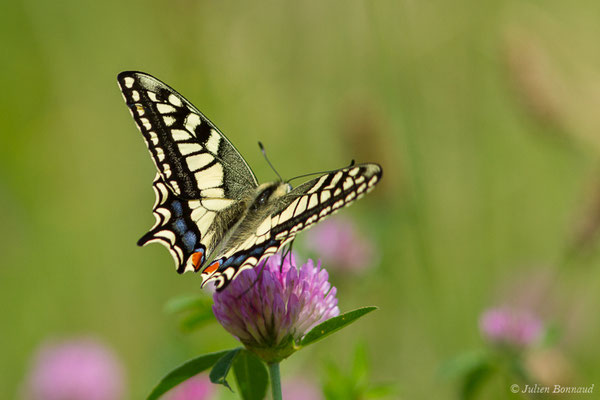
left=214, top=182, right=290, bottom=254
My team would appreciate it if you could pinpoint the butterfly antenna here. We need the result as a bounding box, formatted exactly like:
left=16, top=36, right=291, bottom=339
left=286, top=159, right=355, bottom=185
left=238, top=245, right=295, bottom=299
left=258, top=141, right=283, bottom=182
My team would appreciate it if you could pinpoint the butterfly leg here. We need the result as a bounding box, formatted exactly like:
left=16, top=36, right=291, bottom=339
left=236, top=261, right=269, bottom=299
left=236, top=239, right=294, bottom=299
left=279, top=239, right=295, bottom=273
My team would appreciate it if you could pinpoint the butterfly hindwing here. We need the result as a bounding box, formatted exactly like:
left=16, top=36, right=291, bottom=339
left=138, top=174, right=210, bottom=273
left=201, top=163, right=382, bottom=289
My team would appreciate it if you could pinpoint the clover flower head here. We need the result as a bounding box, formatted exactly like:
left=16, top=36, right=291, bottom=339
left=304, top=217, right=376, bottom=271
left=212, top=254, right=339, bottom=363
left=166, top=375, right=214, bottom=400
left=24, top=337, right=125, bottom=400
left=480, top=307, right=544, bottom=348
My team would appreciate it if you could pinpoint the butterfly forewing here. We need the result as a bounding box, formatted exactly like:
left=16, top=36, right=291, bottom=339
left=271, top=163, right=381, bottom=235
left=201, top=163, right=382, bottom=289
left=117, top=72, right=258, bottom=199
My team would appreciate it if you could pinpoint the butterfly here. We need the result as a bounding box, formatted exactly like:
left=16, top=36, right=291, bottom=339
left=117, top=71, right=382, bottom=291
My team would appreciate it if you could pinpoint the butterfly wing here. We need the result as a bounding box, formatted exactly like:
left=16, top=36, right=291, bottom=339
left=202, top=163, right=382, bottom=290
left=117, top=71, right=258, bottom=273
left=118, top=71, right=258, bottom=198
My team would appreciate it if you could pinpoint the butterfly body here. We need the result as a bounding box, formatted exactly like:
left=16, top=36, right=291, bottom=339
left=207, top=181, right=292, bottom=261
left=118, top=71, right=382, bottom=290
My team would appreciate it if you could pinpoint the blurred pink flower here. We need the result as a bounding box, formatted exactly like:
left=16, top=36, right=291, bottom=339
left=479, top=308, right=544, bottom=348
left=304, top=217, right=376, bottom=272
left=165, top=375, right=214, bottom=400
left=284, top=377, right=323, bottom=400
left=24, top=337, right=125, bottom=400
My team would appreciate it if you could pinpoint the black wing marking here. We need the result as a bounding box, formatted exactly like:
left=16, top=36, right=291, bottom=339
left=117, top=71, right=258, bottom=200
left=202, top=163, right=382, bottom=291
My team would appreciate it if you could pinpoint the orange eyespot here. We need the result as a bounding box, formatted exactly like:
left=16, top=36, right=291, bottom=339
left=203, top=261, right=220, bottom=275
left=191, top=251, right=204, bottom=271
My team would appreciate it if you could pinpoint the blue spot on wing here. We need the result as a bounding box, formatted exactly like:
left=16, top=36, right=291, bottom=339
left=234, top=254, right=248, bottom=265
left=173, top=218, right=187, bottom=235
left=218, top=240, right=279, bottom=272
left=220, top=253, right=252, bottom=271
left=182, top=231, right=197, bottom=251
left=171, top=200, right=183, bottom=217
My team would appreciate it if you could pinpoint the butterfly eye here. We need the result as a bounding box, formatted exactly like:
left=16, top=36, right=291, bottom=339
left=257, top=189, right=273, bottom=205
left=252, top=186, right=276, bottom=210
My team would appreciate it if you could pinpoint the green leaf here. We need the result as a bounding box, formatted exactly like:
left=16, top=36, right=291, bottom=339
left=323, top=359, right=356, bottom=400
left=179, top=310, right=216, bottom=332
left=146, top=350, right=230, bottom=400
left=233, top=350, right=269, bottom=400
left=351, top=342, right=369, bottom=385
left=322, top=343, right=395, bottom=400
left=460, top=363, right=493, bottom=400
left=164, top=294, right=212, bottom=314
left=209, top=348, right=242, bottom=391
left=365, top=383, right=397, bottom=398
left=438, top=350, right=491, bottom=380
left=540, top=321, right=561, bottom=347
left=165, top=294, right=216, bottom=332
left=300, top=306, right=377, bottom=347
left=438, top=350, right=495, bottom=400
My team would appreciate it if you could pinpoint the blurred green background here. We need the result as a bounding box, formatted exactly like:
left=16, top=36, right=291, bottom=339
left=2, top=0, right=600, bottom=398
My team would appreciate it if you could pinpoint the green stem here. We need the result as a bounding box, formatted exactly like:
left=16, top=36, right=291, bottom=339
left=268, top=362, right=282, bottom=400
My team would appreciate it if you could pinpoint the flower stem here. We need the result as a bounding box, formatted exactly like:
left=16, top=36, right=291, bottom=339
left=268, top=362, right=282, bottom=400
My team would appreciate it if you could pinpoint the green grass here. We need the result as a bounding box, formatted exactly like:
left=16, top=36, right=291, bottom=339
left=2, top=0, right=600, bottom=398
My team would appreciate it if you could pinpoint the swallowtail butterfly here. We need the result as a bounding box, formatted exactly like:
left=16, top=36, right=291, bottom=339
left=117, top=71, right=382, bottom=291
